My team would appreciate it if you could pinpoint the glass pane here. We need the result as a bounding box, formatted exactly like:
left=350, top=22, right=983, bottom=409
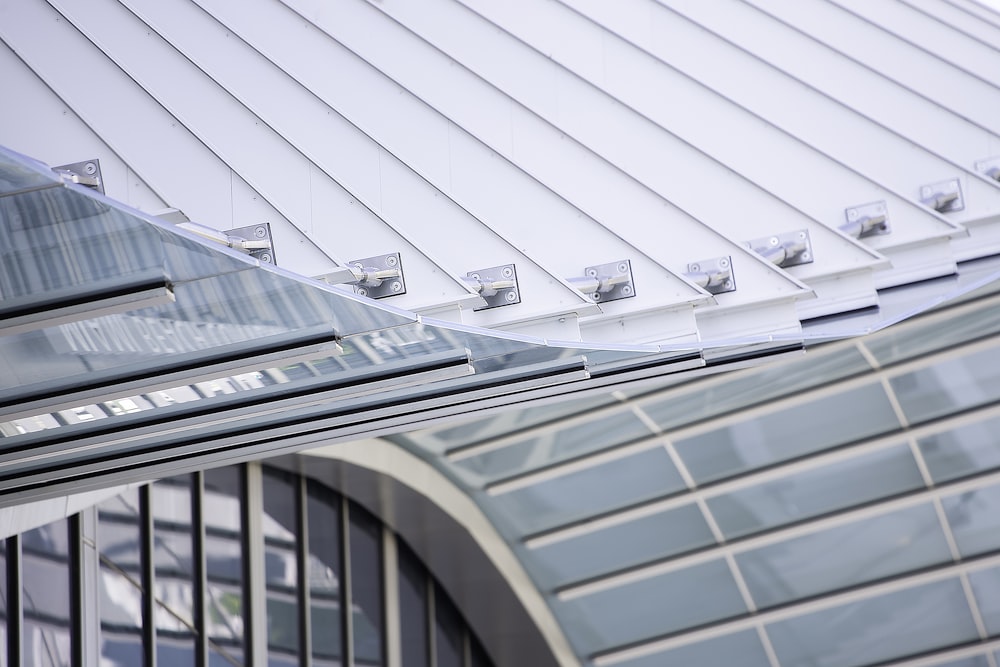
left=675, top=382, right=899, bottom=484
left=98, top=489, right=143, bottom=666
left=708, top=443, right=924, bottom=539
left=452, top=409, right=653, bottom=484
left=529, top=503, right=714, bottom=588
left=968, top=566, right=1000, bottom=636
left=866, top=305, right=1000, bottom=367
left=153, top=476, right=196, bottom=667
left=0, top=146, right=59, bottom=194
left=614, top=630, right=772, bottom=667
left=918, top=415, right=1000, bottom=483
left=890, top=344, right=1000, bottom=425
left=434, top=584, right=463, bottom=667
left=204, top=466, right=245, bottom=665
left=492, top=447, right=686, bottom=535
left=22, top=519, right=73, bottom=667
left=558, top=559, right=746, bottom=655
left=640, top=345, right=872, bottom=433
left=737, top=503, right=952, bottom=608
left=263, top=468, right=300, bottom=665
left=0, top=539, right=6, bottom=662
left=942, top=483, right=1000, bottom=558
left=307, top=480, right=343, bottom=666
left=349, top=504, right=383, bottom=666
left=398, top=541, right=429, bottom=667
left=767, top=579, right=978, bottom=667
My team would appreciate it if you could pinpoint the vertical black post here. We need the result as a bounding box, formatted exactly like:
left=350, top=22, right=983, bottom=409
left=6, top=536, right=21, bottom=667
left=68, top=515, right=83, bottom=667
left=296, top=475, right=311, bottom=666
left=191, top=472, right=208, bottom=667
left=139, top=485, right=156, bottom=667
left=340, top=496, right=353, bottom=667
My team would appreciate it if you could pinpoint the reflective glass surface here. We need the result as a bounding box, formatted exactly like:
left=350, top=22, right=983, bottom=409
left=919, top=416, right=1000, bottom=483
left=263, top=468, right=300, bottom=665
left=306, top=480, right=343, bottom=666
left=675, top=382, right=899, bottom=484
left=766, top=580, right=978, bottom=667
left=204, top=466, right=246, bottom=665
left=615, top=630, right=772, bottom=667
left=434, top=584, right=463, bottom=667
left=349, top=505, right=384, bottom=666
left=98, top=489, right=143, bottom=666
left=559, top=559, right=746, bottom=655
left=737, top=503, right=952, bottom=608
left=890, top=343, right=1000, bottom=425
left=968, top=566, right=1000, bottom=636
left=865, top=303, right=1000, bottom=368
left=708, top=443, right=924, bottom=539
left=0, top=146, right=61, bottom=194
left=943, top=483, right=1000, bottom=558
left=398, top=542, right=429, bottom=667
left=453, top=409, right=653, bottom=484
left=529, top=503, right=714, bottom=587
left=153, top=477, right=196, bottom=667
left=492, top=446, right=686, bottom=535
left=22, top=519, right=73, bottom=667
left=0, top=539, right=6, bottom=658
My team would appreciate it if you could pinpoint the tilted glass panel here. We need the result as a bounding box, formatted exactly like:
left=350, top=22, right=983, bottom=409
left=22, top=519, right=73, bottom=667
left=708, top=443, right=924, bottom=539
left=557, top=559, right=746, bottom=655
left=203, top=466, right=246, bottom=665
left=306, top=480, right=343, bottom=666
left=918, top=416, right=1000, bottom=483
left=453, top=409, right=653, bottom=484
left=0, top=146, right=60, bottom=194
left=491, top=446, right=686, bottom=536
left=0, top=539, right=6, bottom=657
left=967, top=566, right=1000, bottom=636
left=638, top=345, right=871, bottom=433
left=613, top=629, right=772, bottom=667
left=434, top=583, right=464, bottom=667
left=865, top=304, right=1000, bottom=368
left=152, top=477, right=197, bottom=667
left=398, top=540, right=429, bottom=667
left=766, top=579, right=979, bottom=667
left=737, top=503, right=952, bottom=609
left=98, top=489, right=143, bottom=666
left=349, top=504, right=384, bottom=666
left=675, top=382, right=900, bottom=484
left=263, top=468, right=301, bottom=665
left=943, top=483, right=1000, bottom=558
left=890, top=343, right=1000, bottom=426
left=528, top=502, right=714, bottom=588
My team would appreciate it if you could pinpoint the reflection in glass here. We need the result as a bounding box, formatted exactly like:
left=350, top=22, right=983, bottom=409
left=398, top=542, right=429, bottom=667
left=153, top=476, right=197, bottom=666
left=968, top=566, right=1000, bottom=636
left=493, top=447, right=686, bottom=535
left=708, top=444, right=924, bottom=539
left=434, top=584, right=463, bottom=667
left=737, top=504, right=952, bottom=608
left=350, top=505, right=384, bottom=666
left=890, top=345, right=1000, bottom=425
left=919, top=415, right=1000, bottom=483
left=767, top=579, right=978, bottom=667
left=307, top=480, right=342, bottom=666
left=204, top=466, right=246, bottom=666
left=943, top=484, right=1000, bottom=558
left=614, top=630, right=772, bottom=667
left=675, top=383, right=899, bottom=484
left=559, top=559, right=746, bottom=655
left=22, top=519, right=73, bottom=667
left=98, top=489, right=143, bottom=666
left=263, top=468, right=300, bottom=666
left=0, top=539, right=7, bottom=661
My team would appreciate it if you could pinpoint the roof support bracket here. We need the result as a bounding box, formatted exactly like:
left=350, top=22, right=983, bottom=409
left=920, top=179, right=964, bottom=213
left=229, top=223, right=276, bottom=264
left=465, top=264, right=520, bottom=309
left=744, top=230, right=813, bottom=269
left=348, top=253, right=405, bottom=298
left=53, top=159, right=104, bottom=194
left=567, top=260, right=635, bottom=302
left=685, top=256, right=735, bottom=295
left=975, top=157, right=1000, bottom=183
left=843, top=201, right=891, bottom=239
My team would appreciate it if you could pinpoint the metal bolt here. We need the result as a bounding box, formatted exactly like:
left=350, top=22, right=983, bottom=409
left=876, top=204, right=885, bottom=213
left=720, top=258, right=730, bottom=269
left=505, top=290, right=517, bottom=302
left=592, top=292, right=602, bottom=301
left=470, top=273, right=481, bottom=281
left=84, top=162, right=97, bottom=175
left=802, top=252, right=811, bottom=261
left=724, top=279, right=733, bottom=289
left=689, top=263, right=701, bottom=272
left=254, top=226, right=267, bottom=238
left=848, top=209, right=858, bottom=220
left=798, top=231, right=807, bottom=239
left=622, top=285, right=633, bottom=296
left=391, top=281, right=402, bottom=292
left=501, top=266, right=514, bottom=279
left=921, top=186, right=932, bottom=197
left=357, top=287, right=369, bottom=297
left=587, top=268, right=599, bottom=277
left=618, top=262, right=629, bottom=274
left=769, top=237, right=779, bottom=246
left=259, top=253, right=272, bottom=263
left=386, top=255, right=398, bottom=267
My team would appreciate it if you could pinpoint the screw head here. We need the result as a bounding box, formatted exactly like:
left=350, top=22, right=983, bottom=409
left=470, top=273, right=481, bottom=281
left=802, top=252, right=811, bottom=261
left=391, top=281, right=402, bottom=292
left=719, top=257, right=730, bottom=269
left=689, top=263, right=701, bottom=272
left=386, top=255, right=398, bottom=267
left=848, top=209, right=859, bottom=220
left=505, top=290, right=517, bottom=302
left=592, top=292, right=602, bottom=301
left=501, top=266, right=514, bottom=279
left=357, top=287, right=369, bottom=297
left=587, top=268, right=599, bottom=277
left=769, top=237, right=779, bottom=246
left=724, top=279, right=733, bottom=289
left=798, top=231, right=807, bottom=239
left=618, top=262, right=629, bottom=274
left=876, top=204, right=885, bottom=213
left=84, top=162, right=97, bottom=175
left=259, top=253, right=272, bottom=263
left=254, top=226, right=267, bottom=238
left=921, top=186, right=932, bottom=197
left=622, top=285, right=633, bottom=296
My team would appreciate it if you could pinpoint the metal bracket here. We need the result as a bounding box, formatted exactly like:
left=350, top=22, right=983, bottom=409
left=568, top=259, right=635, bottom=302
left=920, top=179, right=964, bottom=213
left=975, top=157, right=1000, bottom=183
left=53, top=159, right=104, bottom=194
left=744, top=230, right=813, bottom=268
left=686, top=256, right=735, bottom=295
left=465, top=264, right=520, bottom=310
left=843, top=201, right=890, bottom=239
left=348, top=253, right=405, bottom=298
left=229, top=223, right=276, bottom=264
